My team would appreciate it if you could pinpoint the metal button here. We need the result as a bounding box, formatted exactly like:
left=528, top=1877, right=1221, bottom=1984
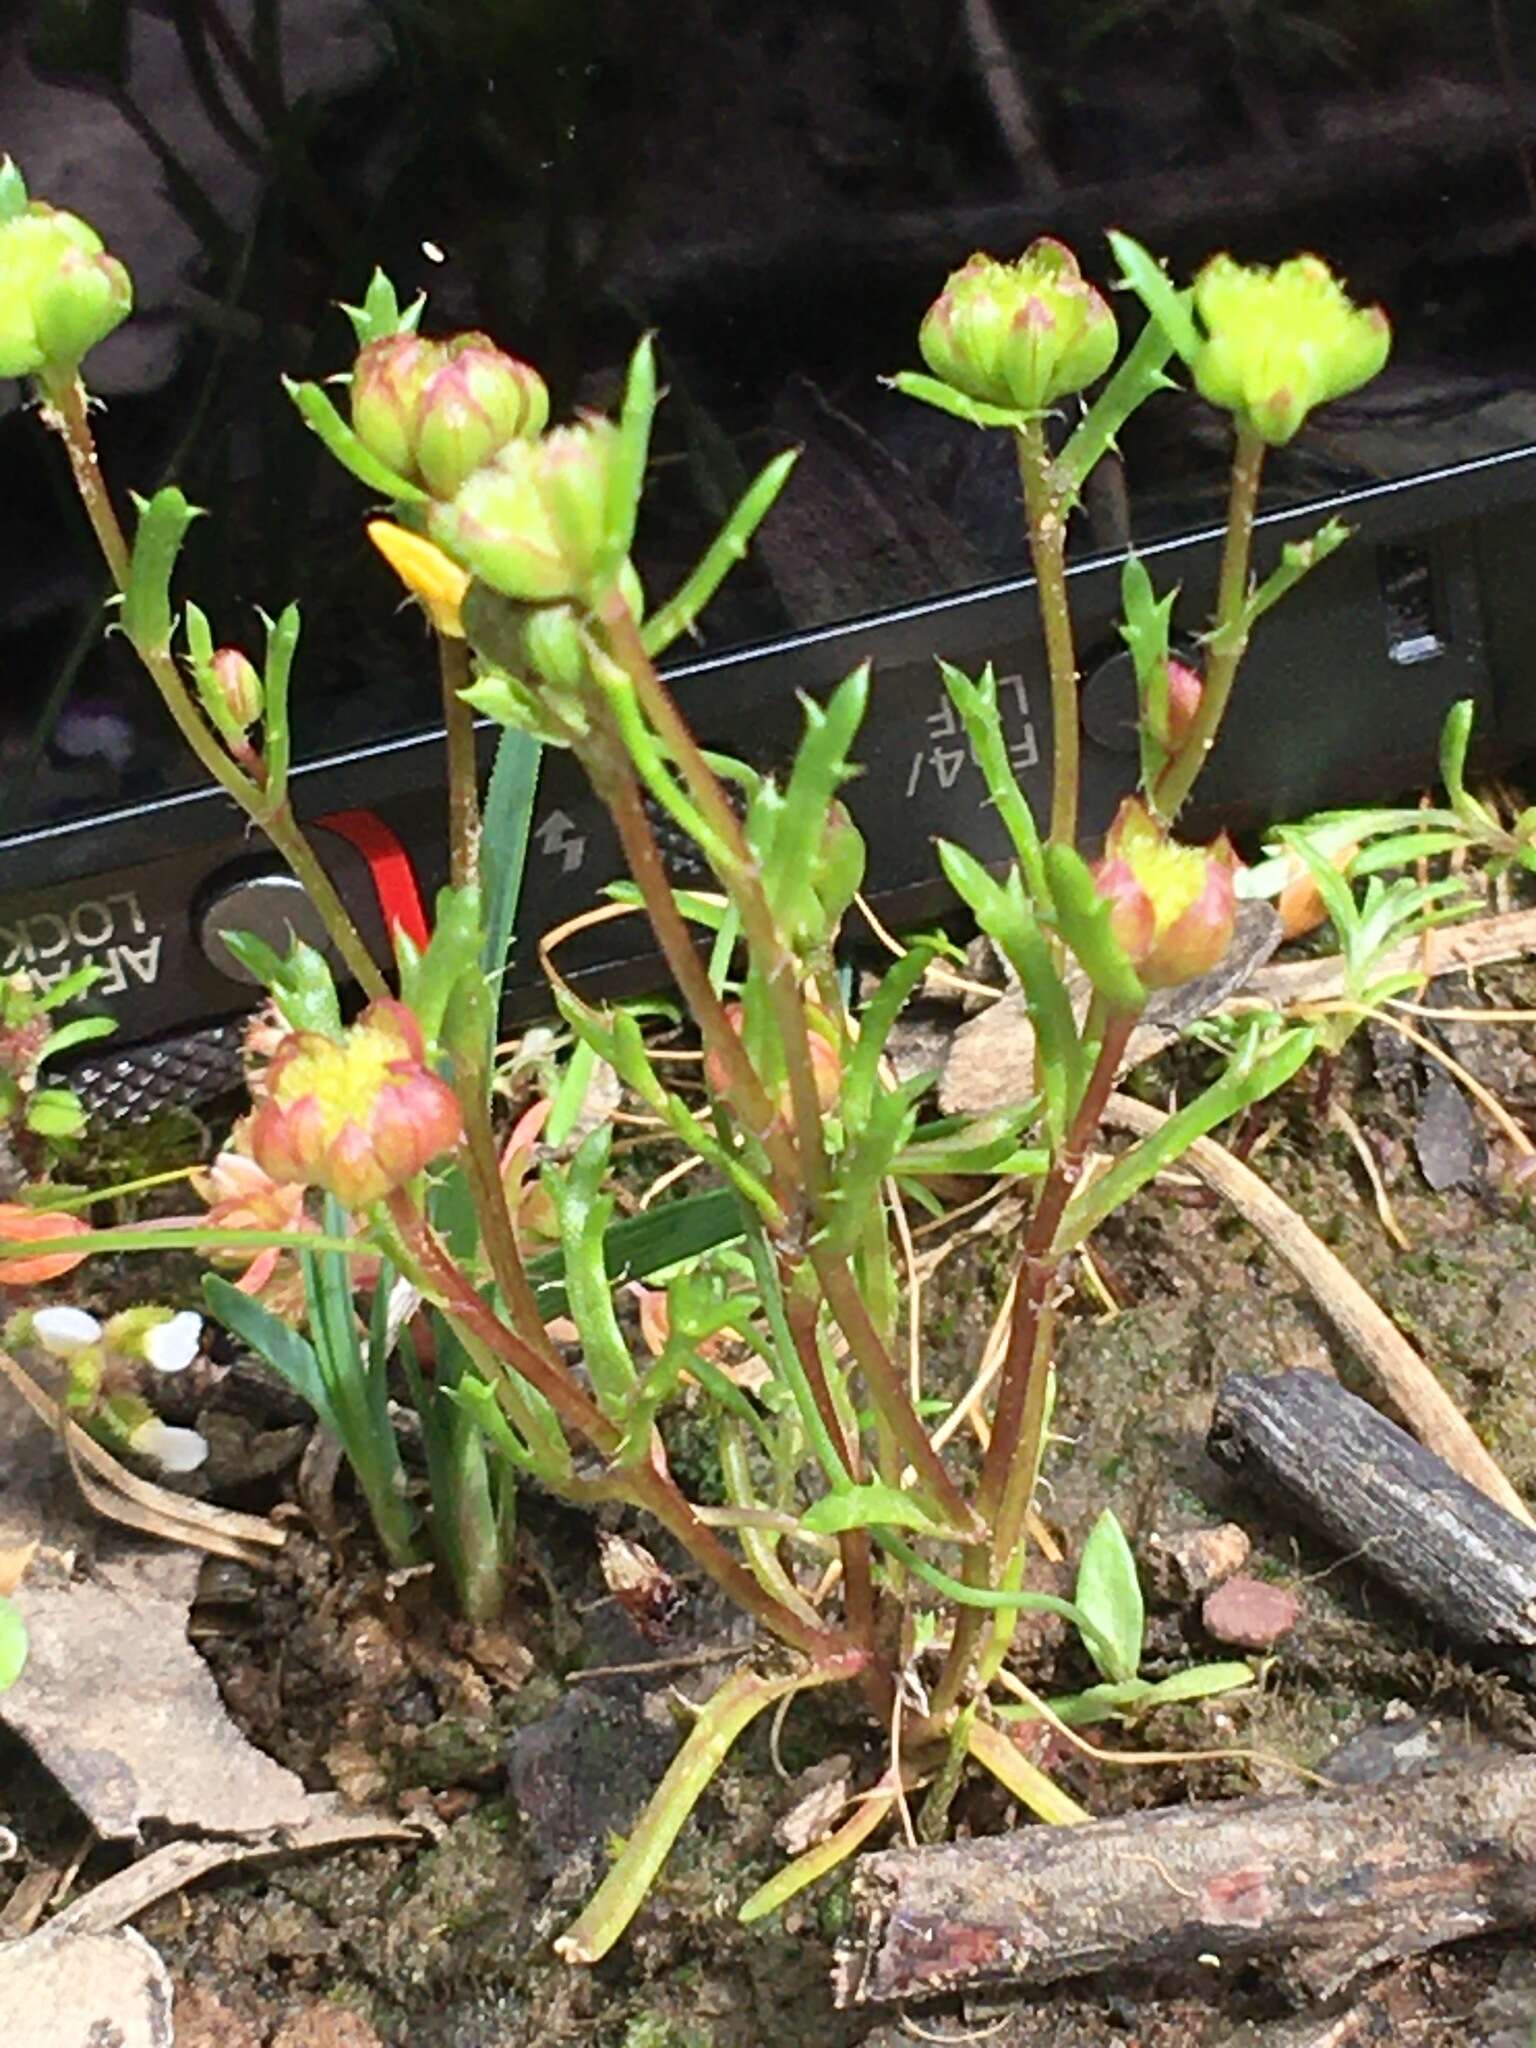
left=195, top=869, right=335, bottom=984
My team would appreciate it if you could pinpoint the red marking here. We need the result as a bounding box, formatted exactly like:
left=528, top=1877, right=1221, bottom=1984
left=315, top=809, right=430, bottom=952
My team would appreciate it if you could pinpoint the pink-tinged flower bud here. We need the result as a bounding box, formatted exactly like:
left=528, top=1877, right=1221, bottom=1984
left=210, top=647, right=263, bottom=732
left=1091, top=799, right=1240, bottom=990
left=428, top=415, right=618, bottom=602
left=414, top=345, right=549, bottom=497
left=919, top=239, right=1118, bottom=412
left=1163, top=659, right=1201, bottom=750
left=0, top=203, right=130, bottom=379
left=350, top=333, right=444, bottom=478
left=1190, top=253, right=1390, bottom=446
left=249, top=999, right=463, bottom=1208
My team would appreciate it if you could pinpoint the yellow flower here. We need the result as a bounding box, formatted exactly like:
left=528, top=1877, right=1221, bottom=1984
left=367, top=520, right=470, bottom=637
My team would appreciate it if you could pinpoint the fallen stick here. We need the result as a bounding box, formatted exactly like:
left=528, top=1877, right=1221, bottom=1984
left=1210, top=1369, right=1536, bottom=1668
left=1099, top=1096, right=1531, bottom=1525
left=834, top=1752, right=1536, bottom=2008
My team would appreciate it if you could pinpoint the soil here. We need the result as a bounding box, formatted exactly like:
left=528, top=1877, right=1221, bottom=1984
left=5, top=962, right=1536, bottom=2045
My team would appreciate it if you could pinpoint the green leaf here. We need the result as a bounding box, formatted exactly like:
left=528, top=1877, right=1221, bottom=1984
left=525, top=1185, right=744, bottom=1321
left=39, top=1014, right=116, bottom=1060
left=0, top=1595, right=26, bottom=1692
left=217, top=930, right=342, bottom=1036
left=1135, top=1660, right=1255, bottom=1709
left=886, top=371, right=1033, bottom=430
left=802, top=1482, right=958, bottom=1538
left=1119, top=554, right=1179, bottom=792
left=1074, top=1508, right=1144, bottom=1683
left=203, top=1275, right=334, bottom=1430
left=25, top=1088, right=86, bottom=1139
left=598, top=334, right=656, bottom=583
left=547, top=1127, right=637, bottom=1417
left=1043, top=842, right=1146, bottom=1015
left=481, top=725, right=543, bottom=1005
left=259, top=603, right=301, bottom=799
left=282, top=377, right=429, bottom=503
left=938, top=662, right=1047, bottom=903
left=122, top=488, right=202, bottom=655
left=642, top=450, right=798, bottom=657
left=936, top=839, right=1080, bottom=1143
left=0, top=158, right=28, bottom=222
left=842, top=944, right=934, bottom=1131
left=1106, top=231, right=1200, bottom=362
left=340, top=268, right=424, bottom=346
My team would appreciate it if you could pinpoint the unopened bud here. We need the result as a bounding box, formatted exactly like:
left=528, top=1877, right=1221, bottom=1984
left=211, top=647, right=263, bottom=732
left=0, top=203, right=132, bottom=380
left=415, top=345, right=548, bottom=497
left=429, top=415, right=619, bottom=602
left=1164, top=659, right=1202, bottom=750
left=1190, top=253, right=1390, bottom=446
left=920, top=239, right=1117, bottom=413
left=1091, top=799, right=1239, bottom=990
left=350, top=333, right=443, bottom=478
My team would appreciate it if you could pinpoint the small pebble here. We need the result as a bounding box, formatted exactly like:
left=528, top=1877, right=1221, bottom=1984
left=1150, top=1522, right=1251, bottom=1600
left=1201, top=1575, right=1300, bottom=1651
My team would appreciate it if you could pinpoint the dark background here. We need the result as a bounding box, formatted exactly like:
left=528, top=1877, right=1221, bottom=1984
left=3, top=0, right=1535, bottom=835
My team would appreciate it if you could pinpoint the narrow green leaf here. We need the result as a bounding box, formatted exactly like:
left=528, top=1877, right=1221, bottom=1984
left=283, top=376, right=428, bottom=503
left=801, top=1483, right=956, bottom=1539
left=886, top=371, right=1031, bottom=429
left=642, top=451, right=798, bottom=657
left=481, top=725, right=543, bottom=1004
left=122, top=488, right=202, bottom=655
left=203, top=1274, right=334, bottom=1430
left=1043, top=842, right=1146, bottom=1015
left=1106, top=231, right=1200, bottom=362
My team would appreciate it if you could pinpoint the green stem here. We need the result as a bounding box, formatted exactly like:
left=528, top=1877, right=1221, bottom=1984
left=43, top=377, right=388, bottom=1002
left=1153, top=422, right=1267, bottom=821
left=1015, top=419, right=1080, bottom=850
left=596, top=595, right=830, bottom=1201
left=555, top=1656, right=864, bottom=1964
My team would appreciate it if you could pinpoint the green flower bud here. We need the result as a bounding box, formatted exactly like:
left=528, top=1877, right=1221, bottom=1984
left=33, top=247, right=132, bottom=371
left=919, top=239, right=1118, bottom=412
left=0, top=204, right=130, bottom=380
left=350, top=333, right=444, bottom=478
left=414, top=345, right=549, bottom=497
left=1189, top=254, right=1391, bottom=446
left=428, top=415, right=619, bottom=602
left=210, top=647, right=263, bottom=733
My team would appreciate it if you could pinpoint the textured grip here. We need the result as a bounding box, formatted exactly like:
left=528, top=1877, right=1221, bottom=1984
left=70, top=1020, right=249, bottom=1124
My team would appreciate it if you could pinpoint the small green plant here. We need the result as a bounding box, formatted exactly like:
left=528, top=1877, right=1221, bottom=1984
left=0, top=965, right=115, bottom=1169
left=0, top=160, right=1484, bottom=1954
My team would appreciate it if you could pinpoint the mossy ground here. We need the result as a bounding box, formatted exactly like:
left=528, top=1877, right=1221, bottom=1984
left=5, top=965, right=1536, bottom=2043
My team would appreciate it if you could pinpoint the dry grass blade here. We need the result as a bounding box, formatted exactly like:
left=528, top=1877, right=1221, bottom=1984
left=1100, top=1098, right=1531, bottom=1525
left=0, top=1349, right=283, bottom=1564
left=1328, top=1102, right=1411, bottom=1250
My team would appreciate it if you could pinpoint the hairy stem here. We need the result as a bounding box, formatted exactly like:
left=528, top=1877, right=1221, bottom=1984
left=1154, top=422, right=1267, bottom=820
left=1015, top=419, right=1080, bottom=850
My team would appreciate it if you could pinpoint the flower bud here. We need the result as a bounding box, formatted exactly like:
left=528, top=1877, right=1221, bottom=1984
left=1091, top=799, right=1239, bottom=990
left=249, top=998, right=463, bottom=1209
left=428, top=415, right=619, bottom=602
left=1190, top=254, right=1390, bottom=446
left=0, top=204, right=131, bottom=379
left=414, top=345, right=549, bottom=497
left=919, top=239, right=1117, bottom=412
left=32, top=246, right=132, bottom=370
left=350, top=333, right=444, bottom=478
left=1163, top=659, right=1201, bottom=750
left=210, top=647, right=263, bottom=733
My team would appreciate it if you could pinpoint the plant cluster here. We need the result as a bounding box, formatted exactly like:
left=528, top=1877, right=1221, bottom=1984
left=2, top=159, right=1527, bottom=1947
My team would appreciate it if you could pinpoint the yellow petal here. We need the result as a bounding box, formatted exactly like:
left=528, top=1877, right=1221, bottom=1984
left=366, top=519, right=469, bottom=638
